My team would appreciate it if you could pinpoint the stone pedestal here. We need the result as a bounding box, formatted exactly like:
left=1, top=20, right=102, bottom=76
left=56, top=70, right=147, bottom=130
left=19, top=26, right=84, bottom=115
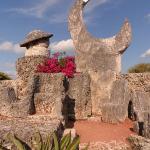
left=34, top=73, right=65, bottom=120
left=15, top=56, right=47, bottom=102
left=64, top=73, right=92, bottom=120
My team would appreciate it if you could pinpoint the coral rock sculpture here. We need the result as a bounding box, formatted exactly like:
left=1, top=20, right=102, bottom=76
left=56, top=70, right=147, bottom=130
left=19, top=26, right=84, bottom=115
left=20, top=30, right=53, bottom=57
left=68, top=0, right=132, bottom=116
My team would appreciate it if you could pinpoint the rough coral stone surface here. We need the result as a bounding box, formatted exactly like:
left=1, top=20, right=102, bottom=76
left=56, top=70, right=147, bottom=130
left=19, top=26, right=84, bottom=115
left=20, top=30, right=53, bottom=47
left=0, top=86, right=16, bottom=116
left=128, top=135, right=150, bottom=150
left=143, top=117, right=150, bottom=138
left=15, top=56, right=47, bottom=107
left=66, top=73, right=92, bottom=120
left=101, top=79, right=130, bottom=123
left=68, top=0, right=132, bottom=117
left=0, top=80, right=16, bottom=89
left=0, top=115, right=62, bottom=146
left=11, top=76, right=36, bottom=117
left=118, top=73, right=150, bottom=137
left=16, top=56, right=47, bottom=81
left=90, top=70, right=117, bottom=116
left=118, top=74, right=150, bottom=114
left=80, top=142, right=131, bottom=150
left=34, top=73, right=65, bottom=120
left=0, top=76, right=37, bottom=117
left=0, top=80, right=17, bottom=95
left=118, top=73, right=150, bottom=92
left=0, top=80, right=17, bottom=117
left=25, top=46, right=50, bottom=57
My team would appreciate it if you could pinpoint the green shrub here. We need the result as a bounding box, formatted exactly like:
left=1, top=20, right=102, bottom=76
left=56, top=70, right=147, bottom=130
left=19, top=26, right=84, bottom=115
left=0, top=131, right=88, bottom=150
left=128, top=63, right=150, bottom=73
left=0, top=72, right=11, bottom=80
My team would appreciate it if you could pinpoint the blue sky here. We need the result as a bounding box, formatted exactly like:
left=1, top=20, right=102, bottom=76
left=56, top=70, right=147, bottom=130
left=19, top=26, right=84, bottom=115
left=0, top=0, right=150, bottom=77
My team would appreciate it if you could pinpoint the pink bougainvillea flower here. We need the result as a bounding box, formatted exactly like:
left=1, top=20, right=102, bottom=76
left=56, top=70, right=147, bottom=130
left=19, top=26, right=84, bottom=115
left=36, top=52, right=76, bottom=78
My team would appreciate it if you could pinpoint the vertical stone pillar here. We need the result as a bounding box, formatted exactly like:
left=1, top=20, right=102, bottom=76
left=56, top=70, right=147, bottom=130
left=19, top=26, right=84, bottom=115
left=13, top=30, right=54, bottom=117
left=66, top=73, right=92, bottom=120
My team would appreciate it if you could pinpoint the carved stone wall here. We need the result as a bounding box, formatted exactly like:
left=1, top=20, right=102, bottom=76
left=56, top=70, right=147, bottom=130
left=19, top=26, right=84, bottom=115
left=16, top=56, right=47, bottom=101
left=16, top=56, right=47, bottom=81
left=34, top=73, right=65, bottom=120
left=100, top=73, right=150, bottom=123
left=33, top=73, right=92, bottom=121
left=118, top=73, right=150, bottom=93
left=0, top=76, right=36, bottom=117
left=0, top=86, right=16, bottom=116
left=118, top=73, right=150, bottom=113
left=101, top=79, right=130, bottom=123
left=118, top=73, right=150, bottom=137
left=0, top=75, right=91, bottom=121
left=66, top=73, right=91, bottom=120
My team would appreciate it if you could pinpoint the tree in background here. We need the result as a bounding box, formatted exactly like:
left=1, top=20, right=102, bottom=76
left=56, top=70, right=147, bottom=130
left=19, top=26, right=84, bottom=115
left=128, top=63, right=150, bottom=73
left=0, top=72, right=11, bottom=80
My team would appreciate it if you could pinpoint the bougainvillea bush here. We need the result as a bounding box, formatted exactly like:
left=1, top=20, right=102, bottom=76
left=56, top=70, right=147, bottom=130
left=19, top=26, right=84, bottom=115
left=36, top=52, right=76, bottom=78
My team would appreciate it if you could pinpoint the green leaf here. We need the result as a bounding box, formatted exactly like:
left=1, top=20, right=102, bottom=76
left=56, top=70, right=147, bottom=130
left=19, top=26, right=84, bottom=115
left=60, top=132, right=71, bottom=150
left=43, top=135, right=52, bottom=150
left=53, top=132, right=59, bottom=150
left=66, top=137, right=80, bottom=150
left=0, top=72, right=11, bottom=80
left=7, top=133, right=27, bottom=150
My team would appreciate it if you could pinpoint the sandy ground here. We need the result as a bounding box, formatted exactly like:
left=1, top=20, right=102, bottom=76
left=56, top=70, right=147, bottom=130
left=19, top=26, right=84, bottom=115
left=73, top=118, right=136, bottom=143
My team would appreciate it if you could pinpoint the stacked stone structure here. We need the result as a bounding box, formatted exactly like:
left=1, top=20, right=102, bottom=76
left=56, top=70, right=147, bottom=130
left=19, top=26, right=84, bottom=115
left=0, top=29, right=92, bottom=142
left=0, top=30, right=64, bottom=142
left=0, top=0, right=150, bottom=143
left=118, top=74, right=150, bottom=137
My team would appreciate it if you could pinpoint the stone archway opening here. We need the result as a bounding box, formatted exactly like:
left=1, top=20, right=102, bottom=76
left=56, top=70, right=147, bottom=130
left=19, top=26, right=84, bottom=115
left=62, top=95, right=75, bottom=128
left=128, top=100, right=134, bottom=120
left=62, top=78, right=76, bottom=128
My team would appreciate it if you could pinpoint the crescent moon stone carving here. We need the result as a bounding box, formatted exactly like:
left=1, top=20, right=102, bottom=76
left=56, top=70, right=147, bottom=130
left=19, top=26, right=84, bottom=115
left=68, top=0, right=132, bottom=116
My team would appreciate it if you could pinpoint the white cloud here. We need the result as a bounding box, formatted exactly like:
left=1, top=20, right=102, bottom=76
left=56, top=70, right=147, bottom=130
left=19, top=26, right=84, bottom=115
left=6, top=0, right=110, bottom=24
left=0, top=39, right=74, bottom=54
left=49, top=13, right=67, bottom=24
left=0, top=41, right=25, bottom=53
left=85, top=0, right=110, bottom=13
left=141, top=49, right=150, bottom=58
left=7, top=0, right=60, bottom=18
left=50, top=39, right=74, bottom=51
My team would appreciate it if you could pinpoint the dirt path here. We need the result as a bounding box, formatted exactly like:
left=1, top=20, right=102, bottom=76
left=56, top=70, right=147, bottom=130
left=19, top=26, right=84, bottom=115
left=74, top=119, right=136, bottom=143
